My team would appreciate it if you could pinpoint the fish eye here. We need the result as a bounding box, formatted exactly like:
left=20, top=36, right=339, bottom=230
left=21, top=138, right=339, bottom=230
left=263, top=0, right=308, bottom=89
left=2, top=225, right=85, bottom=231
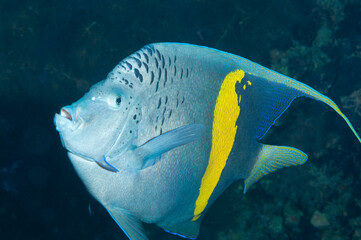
left=115, top=96, right=122, bottom=106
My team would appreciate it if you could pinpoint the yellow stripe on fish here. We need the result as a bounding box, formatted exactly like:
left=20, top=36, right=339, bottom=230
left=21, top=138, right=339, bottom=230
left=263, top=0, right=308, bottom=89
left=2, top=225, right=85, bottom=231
left=192, top=69, right=245, bottom=221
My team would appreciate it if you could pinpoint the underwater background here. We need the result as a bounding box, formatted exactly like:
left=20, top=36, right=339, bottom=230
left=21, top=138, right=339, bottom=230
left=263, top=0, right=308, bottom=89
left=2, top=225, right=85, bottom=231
left=1, top=0, right=361, bottom=239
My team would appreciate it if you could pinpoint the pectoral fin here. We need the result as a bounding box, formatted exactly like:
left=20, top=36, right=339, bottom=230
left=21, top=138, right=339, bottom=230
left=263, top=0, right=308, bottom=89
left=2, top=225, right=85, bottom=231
left=135, top=124, right=205, bottom=168
left=244, top=144, right=308, bottom=193
left=106, top=206, right=148, bottom=240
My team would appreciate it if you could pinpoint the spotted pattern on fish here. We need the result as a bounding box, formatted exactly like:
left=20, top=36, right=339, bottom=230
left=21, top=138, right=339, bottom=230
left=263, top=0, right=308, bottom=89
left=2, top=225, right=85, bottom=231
left=110, top=45, right=192, bottom=138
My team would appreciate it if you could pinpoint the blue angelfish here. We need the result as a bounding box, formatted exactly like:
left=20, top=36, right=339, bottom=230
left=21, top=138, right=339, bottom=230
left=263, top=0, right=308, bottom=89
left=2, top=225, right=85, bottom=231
left=54, top=43, right=361, bottom=240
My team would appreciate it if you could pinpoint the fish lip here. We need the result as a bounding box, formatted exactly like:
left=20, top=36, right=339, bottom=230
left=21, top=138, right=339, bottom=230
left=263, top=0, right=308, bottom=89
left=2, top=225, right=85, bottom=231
left=61, top=108, right=72, bottom=121
left=54, top=106, right=81, bottom=132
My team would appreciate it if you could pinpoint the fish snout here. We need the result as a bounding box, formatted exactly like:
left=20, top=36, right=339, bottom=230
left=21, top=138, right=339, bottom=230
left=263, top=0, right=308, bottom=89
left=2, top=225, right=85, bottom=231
left=54, top=106, right=80, bottom=132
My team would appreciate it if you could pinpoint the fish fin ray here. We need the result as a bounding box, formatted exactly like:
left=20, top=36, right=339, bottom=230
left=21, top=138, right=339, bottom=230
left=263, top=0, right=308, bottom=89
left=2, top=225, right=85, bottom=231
left=106, top=206, right=148, bottom=240
left=135, top=124, right=205, bottom=168
left=243, top=144, right=308, bottom=193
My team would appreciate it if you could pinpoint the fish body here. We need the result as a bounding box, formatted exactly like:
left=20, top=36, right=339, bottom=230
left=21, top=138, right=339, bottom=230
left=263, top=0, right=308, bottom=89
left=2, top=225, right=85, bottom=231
left=54, top=43, right=361, bottom=240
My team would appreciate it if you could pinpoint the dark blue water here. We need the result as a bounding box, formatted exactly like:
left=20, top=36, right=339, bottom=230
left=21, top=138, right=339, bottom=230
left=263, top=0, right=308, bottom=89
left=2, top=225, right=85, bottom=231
left=1, top=0, right=361, bottom=239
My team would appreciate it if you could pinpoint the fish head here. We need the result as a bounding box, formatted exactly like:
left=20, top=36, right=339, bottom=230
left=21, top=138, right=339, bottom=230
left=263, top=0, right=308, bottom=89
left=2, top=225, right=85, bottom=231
left=54, top=74, right=142, bottom=168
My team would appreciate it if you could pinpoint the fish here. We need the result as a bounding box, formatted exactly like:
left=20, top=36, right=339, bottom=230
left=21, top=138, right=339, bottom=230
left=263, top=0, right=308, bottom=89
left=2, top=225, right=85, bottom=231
left=54, top=43, right=361, bottom=240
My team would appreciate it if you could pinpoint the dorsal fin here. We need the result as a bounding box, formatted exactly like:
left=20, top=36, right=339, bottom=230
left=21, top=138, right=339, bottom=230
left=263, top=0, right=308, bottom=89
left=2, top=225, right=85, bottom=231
left=236, top=71, right=361, bottom=143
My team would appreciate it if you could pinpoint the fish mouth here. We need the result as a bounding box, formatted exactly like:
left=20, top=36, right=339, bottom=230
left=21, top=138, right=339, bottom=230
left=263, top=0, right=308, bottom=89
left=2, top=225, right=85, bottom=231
left=54, top=106, right=80, bottom=132
left=61, top=108, right=72, bottom=121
